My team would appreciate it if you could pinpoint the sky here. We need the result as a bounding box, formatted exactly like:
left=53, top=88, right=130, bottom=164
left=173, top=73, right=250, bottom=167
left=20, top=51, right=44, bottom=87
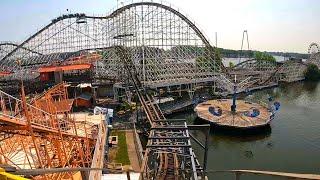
left=0, top=0, right=319, bottom=53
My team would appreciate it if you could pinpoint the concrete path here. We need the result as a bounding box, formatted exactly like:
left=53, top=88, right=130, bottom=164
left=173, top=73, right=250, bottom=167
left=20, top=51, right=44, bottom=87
left=126, top=130, right=140, bottom=172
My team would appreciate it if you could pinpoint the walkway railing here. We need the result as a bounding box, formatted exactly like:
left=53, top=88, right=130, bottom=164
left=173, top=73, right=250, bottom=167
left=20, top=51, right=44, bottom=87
left=0, top=88, right=97, bottom=138
left=0, top=168, right=29, bottom=180
left=89, top=120, right=108, bottom=180
left=133, top=123, right=144, bottom=167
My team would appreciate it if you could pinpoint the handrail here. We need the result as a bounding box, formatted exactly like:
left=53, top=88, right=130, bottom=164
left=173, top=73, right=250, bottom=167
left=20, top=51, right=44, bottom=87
left=133, top=123, right=144, bottom=166
left=0, top=87, right=97, bottom=139
left=88, top=120, right=107, bottom=180
left=0, top=168, right=30, bottom=180
left=0, top=89, right=53, bottom=116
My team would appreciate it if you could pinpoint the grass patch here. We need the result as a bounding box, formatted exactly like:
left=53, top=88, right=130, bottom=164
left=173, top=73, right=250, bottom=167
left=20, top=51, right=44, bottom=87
left=110, top=131, right=130, bottom=165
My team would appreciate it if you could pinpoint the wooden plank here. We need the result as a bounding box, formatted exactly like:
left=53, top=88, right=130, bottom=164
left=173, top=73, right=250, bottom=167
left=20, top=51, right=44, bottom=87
left=88, top=120, right=107, bottom=180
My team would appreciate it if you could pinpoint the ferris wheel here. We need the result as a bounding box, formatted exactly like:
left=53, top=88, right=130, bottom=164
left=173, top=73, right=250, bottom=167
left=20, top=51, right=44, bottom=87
left=308, top=43, right=320, bottom=54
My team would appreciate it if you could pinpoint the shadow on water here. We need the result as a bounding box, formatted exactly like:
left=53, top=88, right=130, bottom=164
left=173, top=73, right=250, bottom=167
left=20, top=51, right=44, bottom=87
left=302, top=81, right=318, bottom=92
left=194, top=117, right=272, bottom=142
left=167, top=110, right=272, bottom=142
left=278, top=81, right=319, bottom=98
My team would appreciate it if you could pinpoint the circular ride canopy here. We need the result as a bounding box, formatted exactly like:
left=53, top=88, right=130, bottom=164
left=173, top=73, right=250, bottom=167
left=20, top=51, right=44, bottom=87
left=195, top=99, right=273, bottom=128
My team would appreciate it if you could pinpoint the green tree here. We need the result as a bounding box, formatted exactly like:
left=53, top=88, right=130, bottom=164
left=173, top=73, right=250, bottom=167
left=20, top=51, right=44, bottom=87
left=229, top=61, right=235, bottom=68
left=195, top=47, right=221, bottom=72
left=254, top=52, right=276, bottom=63
left=304, top=64, right=320, bottom=81
left=214, top=47, right=222, bottom=61
left=196, top=56, right=216, bottom=72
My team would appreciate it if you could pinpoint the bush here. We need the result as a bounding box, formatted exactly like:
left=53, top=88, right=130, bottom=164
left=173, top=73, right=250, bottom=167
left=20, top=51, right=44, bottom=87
left=229, top=61, right=235, bottom=68
left=304, top=64, right=320, bottom=81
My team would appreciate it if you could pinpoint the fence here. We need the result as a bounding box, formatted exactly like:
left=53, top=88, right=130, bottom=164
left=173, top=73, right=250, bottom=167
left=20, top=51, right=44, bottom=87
left=133, top=123, right=144, bottom=167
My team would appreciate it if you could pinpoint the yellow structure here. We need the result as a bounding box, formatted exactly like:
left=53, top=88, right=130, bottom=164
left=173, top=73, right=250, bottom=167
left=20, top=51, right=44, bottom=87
left=0, top=168, right=29, bottom=180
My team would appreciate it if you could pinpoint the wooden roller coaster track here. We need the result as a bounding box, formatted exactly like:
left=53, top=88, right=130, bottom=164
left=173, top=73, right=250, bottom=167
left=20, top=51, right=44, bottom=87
left=0, top=83, right=98, bottom=179
left=115, top=46, right=203, bottom=180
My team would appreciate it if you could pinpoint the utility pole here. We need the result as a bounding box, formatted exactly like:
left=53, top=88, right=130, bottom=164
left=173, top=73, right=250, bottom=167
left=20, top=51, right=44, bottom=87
left=215, top=32, right=218, bottom=47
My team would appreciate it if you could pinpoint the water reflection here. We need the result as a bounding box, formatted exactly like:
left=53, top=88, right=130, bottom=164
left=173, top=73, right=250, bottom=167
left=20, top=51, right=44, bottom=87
left=302, top=81, right=318, bottom=92
left=278, top=81, right=319, bottom=99
left=169, top=81, right=320, bottom=179
left=194, top=117, right=272, bottom=142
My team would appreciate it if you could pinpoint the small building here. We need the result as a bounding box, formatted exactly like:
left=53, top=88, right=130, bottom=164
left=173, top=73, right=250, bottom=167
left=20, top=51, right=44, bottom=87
left=108, top=136, right=118, bottom=146
left=74, top=93, right=92, bottom=108
left=38, top=63, right=93, bottom=83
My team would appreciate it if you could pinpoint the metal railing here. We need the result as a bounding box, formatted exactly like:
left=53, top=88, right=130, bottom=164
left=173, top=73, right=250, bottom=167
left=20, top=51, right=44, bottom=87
left=0, top=168, right=29, bottom=180
left=133, top=123, right=144, bottom=167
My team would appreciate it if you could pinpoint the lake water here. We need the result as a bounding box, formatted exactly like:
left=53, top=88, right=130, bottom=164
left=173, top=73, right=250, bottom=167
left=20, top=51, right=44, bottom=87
left=168, top=81, right=320, bottom=179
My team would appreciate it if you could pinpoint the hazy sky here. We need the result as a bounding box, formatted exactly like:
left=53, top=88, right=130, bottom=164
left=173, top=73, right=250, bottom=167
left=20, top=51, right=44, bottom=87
left=0, top=0, right=319, bottom=53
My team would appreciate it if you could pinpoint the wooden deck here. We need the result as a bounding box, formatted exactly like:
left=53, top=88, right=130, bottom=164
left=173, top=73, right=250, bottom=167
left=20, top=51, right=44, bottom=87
left=195, top=99, right=273, bottom=128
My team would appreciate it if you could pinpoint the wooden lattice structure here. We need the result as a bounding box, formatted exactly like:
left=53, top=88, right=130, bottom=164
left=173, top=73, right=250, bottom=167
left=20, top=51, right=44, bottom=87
left=0, top=83, right=98, bottom=179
